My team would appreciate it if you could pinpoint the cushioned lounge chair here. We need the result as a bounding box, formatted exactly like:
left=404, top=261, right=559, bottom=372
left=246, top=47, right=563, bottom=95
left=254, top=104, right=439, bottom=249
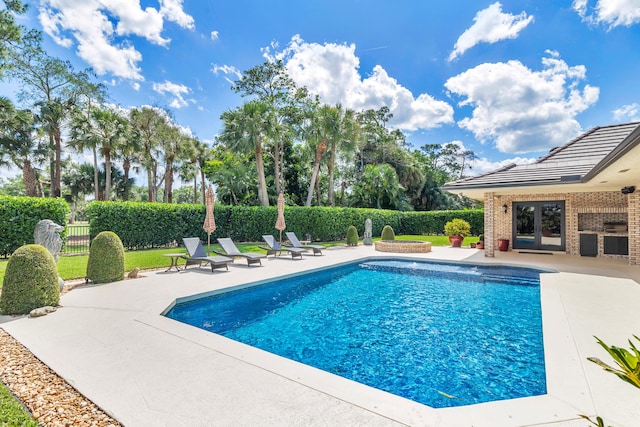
left=285, top=232, right=324, bottom=256
left=261, top=235, right=305, bottom=259
left=182, top=238, right=233, bottom=272
left=215, top=238, right=265, bottom=266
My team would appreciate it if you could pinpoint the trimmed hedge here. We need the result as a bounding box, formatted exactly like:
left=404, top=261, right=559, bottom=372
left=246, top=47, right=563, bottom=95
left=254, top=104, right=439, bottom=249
left=86, top=231, right=125, bottom=284
left=0, top=196, right=69, bottom=258
left=86, top=201, right=484, bottom=249
left=0, top=244, right=60, bottom=315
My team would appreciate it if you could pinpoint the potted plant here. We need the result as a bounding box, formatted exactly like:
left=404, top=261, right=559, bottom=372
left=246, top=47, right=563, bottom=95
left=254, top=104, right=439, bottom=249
left=444, top=218, right=471, bottom=248
left=476, top=234, right=484, bottom=249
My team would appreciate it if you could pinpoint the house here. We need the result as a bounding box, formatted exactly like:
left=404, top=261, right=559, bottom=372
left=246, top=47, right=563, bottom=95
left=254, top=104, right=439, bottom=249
left=442, top=121, right=640, bottom=265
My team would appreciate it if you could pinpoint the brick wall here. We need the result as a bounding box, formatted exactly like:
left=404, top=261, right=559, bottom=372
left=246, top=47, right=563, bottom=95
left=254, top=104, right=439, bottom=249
left=484, top=191, right=638, bottom=264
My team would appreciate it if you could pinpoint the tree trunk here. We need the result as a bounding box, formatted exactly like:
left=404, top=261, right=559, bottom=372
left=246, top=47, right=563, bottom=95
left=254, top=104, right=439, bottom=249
left=305, top=139, right=327, bottom=206
left=328, top=141, right=336, bottom=207
left=22, top=160, right=38, bottom=197
left=164, top=163, right=173, bottom=204
left=200, top=170, right=206, bottom=204
left=92, top=147, right=99, bottom=201
left=255, top=140, right=269, bottom=206
left=104, top=150, right=112, bottom=201
left=274, top=138, right=281, bottom=195
left=53, top=128, right=62, bottom=198
left=147, top=168, right=154, bottom=202
left=193, top=177, right=197, bottom=204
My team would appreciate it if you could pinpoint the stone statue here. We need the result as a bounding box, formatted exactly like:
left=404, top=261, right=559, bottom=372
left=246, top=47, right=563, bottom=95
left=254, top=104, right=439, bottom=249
left=34, top=219, right=65, bottom=262
left=34, top=219, right=65, bottom=291
left=363, top=218, right=373, bottom=245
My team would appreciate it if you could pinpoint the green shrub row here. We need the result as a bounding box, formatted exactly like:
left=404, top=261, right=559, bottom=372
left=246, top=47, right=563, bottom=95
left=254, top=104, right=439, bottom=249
left=0, top=196, right=69, bottom=258
left=87, top=201, right=484, bottom=249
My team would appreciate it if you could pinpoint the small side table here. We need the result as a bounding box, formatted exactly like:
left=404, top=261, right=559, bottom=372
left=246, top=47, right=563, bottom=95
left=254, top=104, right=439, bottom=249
left=163, top=253, right=185, bottom=272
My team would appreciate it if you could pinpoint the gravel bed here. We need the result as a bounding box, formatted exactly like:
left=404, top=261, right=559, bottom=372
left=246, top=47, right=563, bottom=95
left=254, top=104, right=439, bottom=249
left=0, top=328, right=121, bottom=426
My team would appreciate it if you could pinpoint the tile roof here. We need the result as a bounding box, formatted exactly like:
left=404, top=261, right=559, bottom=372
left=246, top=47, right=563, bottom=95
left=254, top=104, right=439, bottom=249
left=443, top=122, right=640, bottom=190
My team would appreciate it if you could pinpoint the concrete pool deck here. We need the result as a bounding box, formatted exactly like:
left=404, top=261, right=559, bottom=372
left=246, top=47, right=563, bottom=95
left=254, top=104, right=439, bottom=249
left=2, top=245, right=640, bottom=426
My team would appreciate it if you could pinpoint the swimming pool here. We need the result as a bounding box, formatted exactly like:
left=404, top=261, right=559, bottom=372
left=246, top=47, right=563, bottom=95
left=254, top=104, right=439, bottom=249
left=165, top=259, right=546, bottom=408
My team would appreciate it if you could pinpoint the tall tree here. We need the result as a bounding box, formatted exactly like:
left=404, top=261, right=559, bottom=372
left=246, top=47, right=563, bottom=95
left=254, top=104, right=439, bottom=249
left=0, top=96, right=46, bottom=196
left=232, top=60, right=308, bottom=195
left=68, top=104, right=129, bottom=200
left=129, top=106, right=169, bottom=202
left=218, top=100, right=271, bottom=206
left=0, top=0, right=27, bottom=77
left=6, top=32, right=104, bottom=197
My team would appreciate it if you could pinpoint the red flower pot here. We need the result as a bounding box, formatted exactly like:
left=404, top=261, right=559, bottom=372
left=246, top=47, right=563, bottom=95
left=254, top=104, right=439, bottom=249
left=498, top=239, right=509, bottom=251
left=449, top=235, right=464, bottom=248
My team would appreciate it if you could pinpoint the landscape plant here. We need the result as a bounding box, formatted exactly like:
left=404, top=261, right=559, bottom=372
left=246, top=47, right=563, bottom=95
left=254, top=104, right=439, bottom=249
left=346, top=225, right=359, bottom=246
left=0, top=244, right=60, bottom=315
left=580, top=335, right=640, bottom=426
left=381, top=225, right=395, bottom=240
left=86, top=231, right=125, bottom=284
left=443, top=218, right=471, bottom=237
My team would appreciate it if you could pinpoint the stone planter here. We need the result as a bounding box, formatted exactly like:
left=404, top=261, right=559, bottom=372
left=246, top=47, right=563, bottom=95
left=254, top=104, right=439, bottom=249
left=374, top=240, right=432, bottom=253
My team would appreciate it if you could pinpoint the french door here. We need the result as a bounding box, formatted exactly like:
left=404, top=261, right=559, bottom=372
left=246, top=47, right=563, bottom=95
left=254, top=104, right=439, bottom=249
left=513, top=201, right=565, bottom=251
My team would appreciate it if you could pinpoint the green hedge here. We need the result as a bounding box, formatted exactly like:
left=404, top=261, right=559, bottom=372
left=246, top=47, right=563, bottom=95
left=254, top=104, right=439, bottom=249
left=86, top=201, right=484, bottom=249
left=0, top=196, right=69, bottom=258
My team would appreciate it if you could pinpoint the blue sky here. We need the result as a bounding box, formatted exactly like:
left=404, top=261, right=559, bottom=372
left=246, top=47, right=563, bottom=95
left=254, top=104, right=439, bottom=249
left=6, top=0, right=640, bottom=178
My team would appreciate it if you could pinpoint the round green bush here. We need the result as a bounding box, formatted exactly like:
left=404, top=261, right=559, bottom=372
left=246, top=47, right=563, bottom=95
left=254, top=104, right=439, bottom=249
left=86, top=231, right=125, bottom=284
left=444, top=218, right=471, bottom=237
left=346, top=225, right=359, bottom=246
left=0, top=244, right=60, bottom=315
left=381, top=225, right=395, bottom=241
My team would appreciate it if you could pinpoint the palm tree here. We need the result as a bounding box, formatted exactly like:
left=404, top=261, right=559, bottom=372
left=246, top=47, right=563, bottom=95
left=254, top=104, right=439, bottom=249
left=129, top=106, right=168, bottom=202
left=219, top=100, right=271, bottom=206
left=68, top=104, right=129, bottom=200
left=0, top=97, right=46, bottom=196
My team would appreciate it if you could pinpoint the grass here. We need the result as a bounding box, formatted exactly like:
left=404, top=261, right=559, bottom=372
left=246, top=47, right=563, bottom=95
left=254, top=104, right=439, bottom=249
left=0, top=236, right=479, bottom=285
left=0, top=382, right=38, bottom=427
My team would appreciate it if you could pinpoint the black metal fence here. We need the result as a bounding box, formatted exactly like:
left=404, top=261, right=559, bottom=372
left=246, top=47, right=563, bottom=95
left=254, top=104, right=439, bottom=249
left=62, top=224, right=90, bottom=255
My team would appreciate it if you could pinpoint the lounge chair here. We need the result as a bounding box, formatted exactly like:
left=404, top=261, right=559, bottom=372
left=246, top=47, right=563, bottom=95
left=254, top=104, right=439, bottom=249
left=261, top=235, right=305, bottom=259
left=181, top=238, right=233, bottom=272
left=214, top=238, right=266, bottom=266
left=285, top=232, right=324, bottom=256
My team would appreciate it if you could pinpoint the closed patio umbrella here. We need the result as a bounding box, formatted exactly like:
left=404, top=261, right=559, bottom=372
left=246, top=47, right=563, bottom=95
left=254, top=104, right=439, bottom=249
left=275, top=193, right=286, bottom=243
left=203, top=185, right=216, bottom=253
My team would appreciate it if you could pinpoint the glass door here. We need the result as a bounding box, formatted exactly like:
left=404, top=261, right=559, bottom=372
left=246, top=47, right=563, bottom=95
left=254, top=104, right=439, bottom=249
left=513, top=201, right=565, bottom=251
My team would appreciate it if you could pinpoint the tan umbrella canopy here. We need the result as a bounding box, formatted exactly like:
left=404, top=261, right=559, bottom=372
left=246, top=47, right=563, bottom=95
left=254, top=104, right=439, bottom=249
left=275, top=193, right=286, bottom=242
left=203, top=186, right=216, bottom=253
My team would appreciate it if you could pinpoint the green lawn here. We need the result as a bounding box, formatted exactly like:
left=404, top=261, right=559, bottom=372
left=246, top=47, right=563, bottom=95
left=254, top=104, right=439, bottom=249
left=0, top=382, right=38, bottom=427
left=0, top=235, right=478, bottom=285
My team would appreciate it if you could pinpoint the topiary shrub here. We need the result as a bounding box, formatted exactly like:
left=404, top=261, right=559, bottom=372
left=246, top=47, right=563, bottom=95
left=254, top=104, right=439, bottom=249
left=0, top=244, right=60, bottom=315
left=381, top=225, right=395, bottom=241
left=86, top=231, right=125, bottom=284
left=346, top=225, right=359, bottom=246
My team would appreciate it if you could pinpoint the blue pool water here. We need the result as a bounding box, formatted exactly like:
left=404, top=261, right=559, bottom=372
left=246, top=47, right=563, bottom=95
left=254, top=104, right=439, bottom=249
left=165, top=259, right=546, bottom=408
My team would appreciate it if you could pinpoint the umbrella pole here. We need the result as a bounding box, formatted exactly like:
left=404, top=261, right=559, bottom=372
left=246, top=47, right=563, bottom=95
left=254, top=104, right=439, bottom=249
left=207, top=233, right=211, bottom=254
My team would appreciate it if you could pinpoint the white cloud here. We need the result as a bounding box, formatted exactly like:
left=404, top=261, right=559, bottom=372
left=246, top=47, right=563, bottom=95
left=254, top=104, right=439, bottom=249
left=210, top=30, right=219, bottom=41
left=152, top=80, right=192, bottom=109
left=271, top=35, right=454, bottom=132
left=444, top=52, right=599, bottom=154
left=573, top=0, right=640, bottom=27
left=211, top=64, right=242, bottom=84
left=449, top=2, right=534, bottom=61
left=38, top=0, right=195, bottom=81
left=612, top=103, right=640, bottom=122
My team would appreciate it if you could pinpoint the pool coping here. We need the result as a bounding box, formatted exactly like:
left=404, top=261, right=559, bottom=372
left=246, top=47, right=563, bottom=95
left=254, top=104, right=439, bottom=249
left=147, top=257, right=588, bottom=427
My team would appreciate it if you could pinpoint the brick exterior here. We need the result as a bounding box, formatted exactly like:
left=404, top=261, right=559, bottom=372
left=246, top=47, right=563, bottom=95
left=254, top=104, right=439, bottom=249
left=484, top=191, right=640, bottom=264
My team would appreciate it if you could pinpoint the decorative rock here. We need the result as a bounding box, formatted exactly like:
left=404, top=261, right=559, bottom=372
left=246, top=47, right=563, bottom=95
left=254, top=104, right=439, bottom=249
left=29, top=306, right=57, bottom=318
